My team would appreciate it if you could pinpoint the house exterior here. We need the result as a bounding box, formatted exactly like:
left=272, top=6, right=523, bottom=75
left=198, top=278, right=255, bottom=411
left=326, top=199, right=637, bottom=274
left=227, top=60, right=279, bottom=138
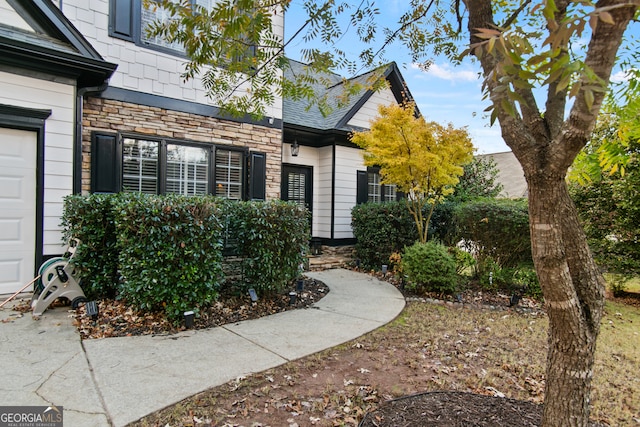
left=0, top=0, right=116, bottom=294
left=0, top=0, right=414, bottom=294
left=281, top=60, right=413, bottom=246
left=477, top=151, right=528, bottom=198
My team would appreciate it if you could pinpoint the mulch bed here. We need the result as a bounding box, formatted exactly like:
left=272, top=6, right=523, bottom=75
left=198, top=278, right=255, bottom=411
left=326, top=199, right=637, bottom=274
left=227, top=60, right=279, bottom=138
left=73, top=276, right=328, bottom=339
left=359, top=391, right=607, bottom=427
left=360, top=391, right=543, bottom=426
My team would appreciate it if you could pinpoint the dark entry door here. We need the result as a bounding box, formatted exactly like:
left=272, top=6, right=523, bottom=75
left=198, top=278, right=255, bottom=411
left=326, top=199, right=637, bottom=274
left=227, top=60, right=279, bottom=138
left=282, top=164, right=313, bottom=229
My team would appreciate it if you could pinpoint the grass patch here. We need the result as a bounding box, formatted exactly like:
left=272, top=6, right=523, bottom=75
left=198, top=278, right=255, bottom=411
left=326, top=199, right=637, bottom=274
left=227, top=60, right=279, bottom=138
left=132, top=301, right=640, bottom=427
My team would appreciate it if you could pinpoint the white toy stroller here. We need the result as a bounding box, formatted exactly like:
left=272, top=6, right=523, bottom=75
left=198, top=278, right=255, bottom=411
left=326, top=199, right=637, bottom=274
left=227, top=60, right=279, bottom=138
left=31, top=240, right=87, bottom=316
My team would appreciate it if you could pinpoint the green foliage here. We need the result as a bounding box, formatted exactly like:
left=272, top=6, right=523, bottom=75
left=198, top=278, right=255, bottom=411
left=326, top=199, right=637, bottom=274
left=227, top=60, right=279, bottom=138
left=570, top=141, right=640, bottom=276
left=402, top=241, right=458, bottom=294
left=448, top=246, right=476, bottom=276
left=228, top=200, right=310, bottom=296
left=61, top=194, right=119, bottom=299
left=113, top=193, right=225, bottom=323
left=351, top=102, right=473, bottom=243
left=478, top=257, right=541, bottom=298
left=454, top=199, right=532, bottom=274
left=351, top=202, right=418, bottom=270
left=452, top=156, right=503, bottom=202
left=431, top=156, right=503, bottom=246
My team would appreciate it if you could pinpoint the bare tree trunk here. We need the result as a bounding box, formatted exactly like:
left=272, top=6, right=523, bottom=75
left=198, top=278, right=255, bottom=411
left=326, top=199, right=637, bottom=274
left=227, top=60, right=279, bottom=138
left=527, top=172, right=605, bottom=426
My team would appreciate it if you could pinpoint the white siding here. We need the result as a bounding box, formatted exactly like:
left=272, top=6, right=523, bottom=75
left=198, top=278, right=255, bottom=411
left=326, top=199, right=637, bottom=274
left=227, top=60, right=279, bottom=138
left=282, top=144, right=330, bottom=238
left=333, top=146, right=365, bottom=239
left=0, top=0, right=34, bottom=32
left=347, top=87, right=396, bottom=129
left=60, top=0, right=284, bottom=120
left=0, top=71, right=75, bottom=256
left=316, top=147, right=333, bottom=238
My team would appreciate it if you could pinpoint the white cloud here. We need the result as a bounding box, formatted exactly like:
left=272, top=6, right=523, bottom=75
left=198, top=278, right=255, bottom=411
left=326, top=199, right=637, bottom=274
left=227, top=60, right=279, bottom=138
left=610, top=69, right=636, bottom=83
left=411, top=62, right=478, bottom=82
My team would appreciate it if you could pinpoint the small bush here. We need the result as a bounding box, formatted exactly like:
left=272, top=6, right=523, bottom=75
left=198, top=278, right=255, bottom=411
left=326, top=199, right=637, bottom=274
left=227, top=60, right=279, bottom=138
left=61, top=193, right=119, bottom=299
left=402, top=241, right=458, bottom=294
left=114, top=193, right=225, bottom=323
left=351, top=202, right=418, bottom=269
left=228, top=200, right=309, bottom=296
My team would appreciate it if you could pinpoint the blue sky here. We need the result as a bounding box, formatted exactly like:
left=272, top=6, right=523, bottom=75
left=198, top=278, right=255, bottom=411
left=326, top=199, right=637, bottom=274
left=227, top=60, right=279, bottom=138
left=283, top=1, right=638, bottom=155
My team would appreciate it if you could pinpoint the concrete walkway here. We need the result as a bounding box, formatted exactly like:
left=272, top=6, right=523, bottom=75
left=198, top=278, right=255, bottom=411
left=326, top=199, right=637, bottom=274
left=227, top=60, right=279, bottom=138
left=0, top=269, right=405, bottom=427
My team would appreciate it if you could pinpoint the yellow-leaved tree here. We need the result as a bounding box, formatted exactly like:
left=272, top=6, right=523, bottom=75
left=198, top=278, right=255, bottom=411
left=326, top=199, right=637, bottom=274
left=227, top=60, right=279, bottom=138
left=351, top=102, right=473, bottom=243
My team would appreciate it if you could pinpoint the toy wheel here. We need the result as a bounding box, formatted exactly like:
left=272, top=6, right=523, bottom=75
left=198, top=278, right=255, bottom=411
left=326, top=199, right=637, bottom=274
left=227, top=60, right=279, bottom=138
left=71, top=296, right=88, bottom=309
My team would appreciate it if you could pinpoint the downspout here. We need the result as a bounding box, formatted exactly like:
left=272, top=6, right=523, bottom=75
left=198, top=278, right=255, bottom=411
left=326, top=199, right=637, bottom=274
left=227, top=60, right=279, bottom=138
left=74, top=82, right=109, bottom=194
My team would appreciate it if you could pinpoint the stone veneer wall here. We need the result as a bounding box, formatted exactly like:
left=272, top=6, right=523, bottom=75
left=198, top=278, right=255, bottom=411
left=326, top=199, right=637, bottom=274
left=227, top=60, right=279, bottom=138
left=81, top=97, right=282, bottom=197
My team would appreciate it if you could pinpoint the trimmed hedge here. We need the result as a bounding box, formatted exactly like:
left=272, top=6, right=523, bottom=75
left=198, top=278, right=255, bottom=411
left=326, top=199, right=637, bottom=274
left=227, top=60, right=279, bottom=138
left=229, top=200, right=309, bottom=295
left=351, top=202, right=418, bottom=269
left=62, top=194, right=309, bottom=323
left=453, top=198, right=532, bottom=274
left=61, top=194, right=119, bottom=299
left=113, top=193, right=225, bottom=322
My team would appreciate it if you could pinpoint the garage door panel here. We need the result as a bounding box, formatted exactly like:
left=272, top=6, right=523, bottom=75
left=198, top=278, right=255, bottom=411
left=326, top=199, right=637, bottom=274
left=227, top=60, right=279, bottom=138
left=0, top=128, right=36, bottom=294
left=0, top=259, right=22, bottom=288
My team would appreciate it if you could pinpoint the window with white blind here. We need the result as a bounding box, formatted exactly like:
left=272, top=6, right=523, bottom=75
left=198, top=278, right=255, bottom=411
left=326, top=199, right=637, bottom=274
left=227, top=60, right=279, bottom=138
left=122, top=138, right=158, bottom=193
left=110, top=0, right=256, bottom=61
left=367, top=171, right=381, bottom=203
left=91, top=132, right=266, bottom=200
left=357, top=169, right=399, bottom=204
left=166, top=144, right=209, bottom=195
left=215, top=148, right=243, bottom=200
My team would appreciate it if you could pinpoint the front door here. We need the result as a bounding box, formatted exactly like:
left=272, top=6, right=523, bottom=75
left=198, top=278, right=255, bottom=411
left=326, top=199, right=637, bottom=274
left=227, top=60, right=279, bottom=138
left=282, top=164, right=313, bottom=231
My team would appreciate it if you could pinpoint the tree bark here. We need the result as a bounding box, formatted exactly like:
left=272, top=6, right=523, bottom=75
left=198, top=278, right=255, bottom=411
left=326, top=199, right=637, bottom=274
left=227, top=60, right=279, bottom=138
left=527, top=171, right=605, bottom=426
left=462, top=1, right=638, bottom=425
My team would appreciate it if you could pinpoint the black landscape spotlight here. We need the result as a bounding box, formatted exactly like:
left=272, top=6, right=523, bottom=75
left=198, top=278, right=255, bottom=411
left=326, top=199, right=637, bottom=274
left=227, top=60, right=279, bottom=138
left=85, top=301, right=99, bottom=320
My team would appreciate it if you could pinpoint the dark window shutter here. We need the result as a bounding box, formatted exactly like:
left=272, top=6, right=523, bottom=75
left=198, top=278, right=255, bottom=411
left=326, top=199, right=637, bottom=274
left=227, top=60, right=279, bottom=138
left=356, top=170, right=368, bottom=204
left=91, top=133, right=121, bottom=193
left=396, top=191, right=405, bottom=201
left=110, top=0, right=134, bottom=41
left=248, top=152, right=266, bottom=200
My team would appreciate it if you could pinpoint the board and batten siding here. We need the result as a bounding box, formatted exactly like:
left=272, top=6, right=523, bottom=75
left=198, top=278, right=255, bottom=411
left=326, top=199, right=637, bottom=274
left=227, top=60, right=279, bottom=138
left=59, top=0, right=284, bottom=120
left=0, top=71, right=75, bottom=256
left=333, top=146, right=365, bottom=240
left=347, top=87, right=396, bottom=129
left=315, top=146, right=333, bottom=239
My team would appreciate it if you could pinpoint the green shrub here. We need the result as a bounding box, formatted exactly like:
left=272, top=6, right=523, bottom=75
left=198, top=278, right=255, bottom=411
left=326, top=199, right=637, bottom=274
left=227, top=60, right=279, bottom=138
left=113, top=193, right=225, bottom=322
left=454, top=198, right=531, bottom=275
left=229, top=200, right=309, bottom=296
left=351, top=202, right=418, bottom=269
left=479, top=258, right=542, bottom=298
left=61, top=193, right=119, bottom=299
left=402, top=241, right=458, bottom=294
left=448, top=246, right=476, bottom=275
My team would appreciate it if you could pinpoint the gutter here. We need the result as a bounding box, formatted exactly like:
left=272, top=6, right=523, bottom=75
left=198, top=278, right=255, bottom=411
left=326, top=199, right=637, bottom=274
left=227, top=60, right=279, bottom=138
left=74, top=82, right=109, bottom=194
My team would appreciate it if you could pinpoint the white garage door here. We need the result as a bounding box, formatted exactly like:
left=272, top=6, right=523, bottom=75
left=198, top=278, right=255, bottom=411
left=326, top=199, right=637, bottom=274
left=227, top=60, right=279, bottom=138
left=0, top=128, right=37, bottom=294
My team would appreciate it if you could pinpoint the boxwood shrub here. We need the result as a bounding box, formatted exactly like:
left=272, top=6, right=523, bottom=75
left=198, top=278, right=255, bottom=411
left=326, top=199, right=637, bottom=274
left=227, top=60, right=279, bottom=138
left=453, top=198, right=532, bottom=274
left=402, top=241, right=458, bottom=294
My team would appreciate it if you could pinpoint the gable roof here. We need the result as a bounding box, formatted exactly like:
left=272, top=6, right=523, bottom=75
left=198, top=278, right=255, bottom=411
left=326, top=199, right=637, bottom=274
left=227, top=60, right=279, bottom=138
left=283, top=60, right=415, bottom=132
left=0, top=0, right=116, bottom=87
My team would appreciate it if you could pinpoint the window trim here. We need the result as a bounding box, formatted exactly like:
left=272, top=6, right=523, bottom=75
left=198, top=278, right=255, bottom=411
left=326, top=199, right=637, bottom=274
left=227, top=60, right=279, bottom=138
left=357, top=167, right=399, bottom=204
left=114, top=132, right=249, bottom=198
